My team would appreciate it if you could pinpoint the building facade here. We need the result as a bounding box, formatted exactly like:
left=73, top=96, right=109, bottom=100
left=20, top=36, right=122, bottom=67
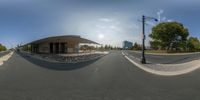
left=122, top=40, right=133, bottom=50
left=24, top=35, right=99, bottom=54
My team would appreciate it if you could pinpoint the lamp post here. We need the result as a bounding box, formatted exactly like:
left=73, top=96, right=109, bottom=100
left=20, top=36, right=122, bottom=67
left=141, top=15, right=158, bottom=64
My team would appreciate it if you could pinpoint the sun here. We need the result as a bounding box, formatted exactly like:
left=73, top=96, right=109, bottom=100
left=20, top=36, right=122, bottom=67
left=98, top=34, right=104, bottom=39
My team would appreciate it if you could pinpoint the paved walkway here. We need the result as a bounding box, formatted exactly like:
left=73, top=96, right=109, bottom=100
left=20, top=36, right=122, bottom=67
left=58, top=51, right=109, bottom=57
left=0, top=51, right=13, bottom=66
left=18, top=51, right=109, bottom=63
left=122, top=51, right=200, bottom=76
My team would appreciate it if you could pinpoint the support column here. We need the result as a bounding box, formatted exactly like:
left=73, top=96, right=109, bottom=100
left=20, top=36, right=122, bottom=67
left=77, top=43, right=79, bottom=53
left=59, top=42, right=60, bottom=54
left=53, top=43, right=55, bottom=54
left=30, top=45, right=33, bottom=53
left=65, top=42, right=68, bottom=53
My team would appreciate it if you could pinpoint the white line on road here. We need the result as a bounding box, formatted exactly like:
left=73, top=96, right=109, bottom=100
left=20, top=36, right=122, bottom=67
left=0, top=62, right=3, bottom=66
left=122, top=51, right=151, bottom=63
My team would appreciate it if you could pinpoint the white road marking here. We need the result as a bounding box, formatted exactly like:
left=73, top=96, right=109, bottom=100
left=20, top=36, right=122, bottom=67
left=123, top=51, right=150, bottom=63
left=0, top=62, right=3, bottom=66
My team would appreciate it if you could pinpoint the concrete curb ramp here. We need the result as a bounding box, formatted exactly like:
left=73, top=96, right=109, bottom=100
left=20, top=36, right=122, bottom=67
left=122, top=52, right=200, bottom=76
left=0, top=51, right=14, bottom=66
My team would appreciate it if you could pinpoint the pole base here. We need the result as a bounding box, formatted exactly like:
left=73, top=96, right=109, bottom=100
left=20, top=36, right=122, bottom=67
left=141, top=58, right=146, bottom=64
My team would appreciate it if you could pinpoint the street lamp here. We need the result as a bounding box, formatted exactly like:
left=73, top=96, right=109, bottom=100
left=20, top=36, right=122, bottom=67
left=141, top=15, right=158, bottom=64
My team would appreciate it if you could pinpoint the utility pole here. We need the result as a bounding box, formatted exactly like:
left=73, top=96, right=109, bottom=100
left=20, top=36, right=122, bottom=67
left=140, top=15, right=158, bottom=64
left=141, top=15, right=146, bottom=64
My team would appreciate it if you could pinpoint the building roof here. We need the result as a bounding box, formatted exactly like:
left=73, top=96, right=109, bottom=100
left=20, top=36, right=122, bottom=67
left=27, top=35, right=99, bottom=45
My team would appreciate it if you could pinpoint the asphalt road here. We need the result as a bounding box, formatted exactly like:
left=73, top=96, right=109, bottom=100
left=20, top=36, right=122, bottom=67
left=124, top=50, right=200, bottom=64
left=0, top=51, right=200, bottom=100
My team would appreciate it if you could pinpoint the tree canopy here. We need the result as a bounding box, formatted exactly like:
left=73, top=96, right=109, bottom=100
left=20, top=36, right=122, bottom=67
left=187, top=37, right=200, bottom=51
left=0, top=44, right=7, bottom=51
left=132, top=42, right=142, bottom=50
left=149, top=22, right=189, bottom=51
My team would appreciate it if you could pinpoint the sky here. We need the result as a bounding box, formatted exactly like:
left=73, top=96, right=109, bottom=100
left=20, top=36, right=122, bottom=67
left=0, top=0, right=200, bottom=48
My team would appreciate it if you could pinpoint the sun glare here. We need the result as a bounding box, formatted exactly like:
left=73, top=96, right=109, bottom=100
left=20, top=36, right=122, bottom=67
left=98, top=34, right=104, bottom=39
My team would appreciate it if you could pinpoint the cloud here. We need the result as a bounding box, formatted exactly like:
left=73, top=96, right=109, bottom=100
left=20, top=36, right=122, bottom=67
left=156, top=9, right=173, bottom=23
left=71, top=13, right=142, bottom=47
left=157, top=9, right=164, bottom=22
left=99, top=18, right=113, bottom=22
left=167, top=19, right=173, bottom=22
left=162, top=17, right=166, bottom=21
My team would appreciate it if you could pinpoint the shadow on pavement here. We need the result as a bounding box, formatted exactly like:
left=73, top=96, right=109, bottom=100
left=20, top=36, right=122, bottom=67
left=16, top=51, right=101, bottom=71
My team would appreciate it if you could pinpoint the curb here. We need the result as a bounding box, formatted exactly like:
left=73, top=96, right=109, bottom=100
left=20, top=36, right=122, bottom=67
left=130, top=50, right=200, bottom=56
left=0, top=51, right=14, bottom=66
left=122, top=52, right=200, bottom=76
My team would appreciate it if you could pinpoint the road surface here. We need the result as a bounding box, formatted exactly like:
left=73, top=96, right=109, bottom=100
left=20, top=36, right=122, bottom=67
left=124, top=50, right=200, bottom=64
left=0, top=51, right=200, bottom=100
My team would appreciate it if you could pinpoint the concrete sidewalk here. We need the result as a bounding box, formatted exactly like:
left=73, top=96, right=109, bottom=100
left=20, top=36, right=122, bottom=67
left=0, top=51, right=14, bottom=66
left=122, top=51, right=200, bottom=76
left=18, top=51, right=109, bottom=63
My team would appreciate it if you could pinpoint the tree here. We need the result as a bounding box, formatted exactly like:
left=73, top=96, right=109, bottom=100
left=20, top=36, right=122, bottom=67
left=149, top=22, right=189, bottom=51
left=132, top=42, right=142, bottom=50
left=187, top=37, right=200, bottom=51
left=149, top=41, right=160, bottom=50
left=80, top=45, right=95, bottom=52
left=0, top=44, right=7, bottom=51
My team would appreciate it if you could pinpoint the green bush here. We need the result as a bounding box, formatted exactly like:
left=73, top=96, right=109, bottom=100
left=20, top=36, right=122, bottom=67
left=187, top=37, right=200, bottom=51
left=0, top=44, right=7, bottom=52
left=132, top=42, right=142, bottom=50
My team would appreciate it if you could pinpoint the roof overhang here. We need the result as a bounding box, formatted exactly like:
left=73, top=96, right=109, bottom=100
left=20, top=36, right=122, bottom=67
left=25, top=35, right=100, bottom=45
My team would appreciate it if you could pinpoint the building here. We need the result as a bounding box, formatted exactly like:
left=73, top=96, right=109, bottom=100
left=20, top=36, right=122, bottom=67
left=23, top=35, right=99, bottom=54
left=122, top=40, right=133, bottom=50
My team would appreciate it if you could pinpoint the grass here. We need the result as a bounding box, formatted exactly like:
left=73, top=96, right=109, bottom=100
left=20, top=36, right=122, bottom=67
left=145, top=50, right=168, bottom=53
